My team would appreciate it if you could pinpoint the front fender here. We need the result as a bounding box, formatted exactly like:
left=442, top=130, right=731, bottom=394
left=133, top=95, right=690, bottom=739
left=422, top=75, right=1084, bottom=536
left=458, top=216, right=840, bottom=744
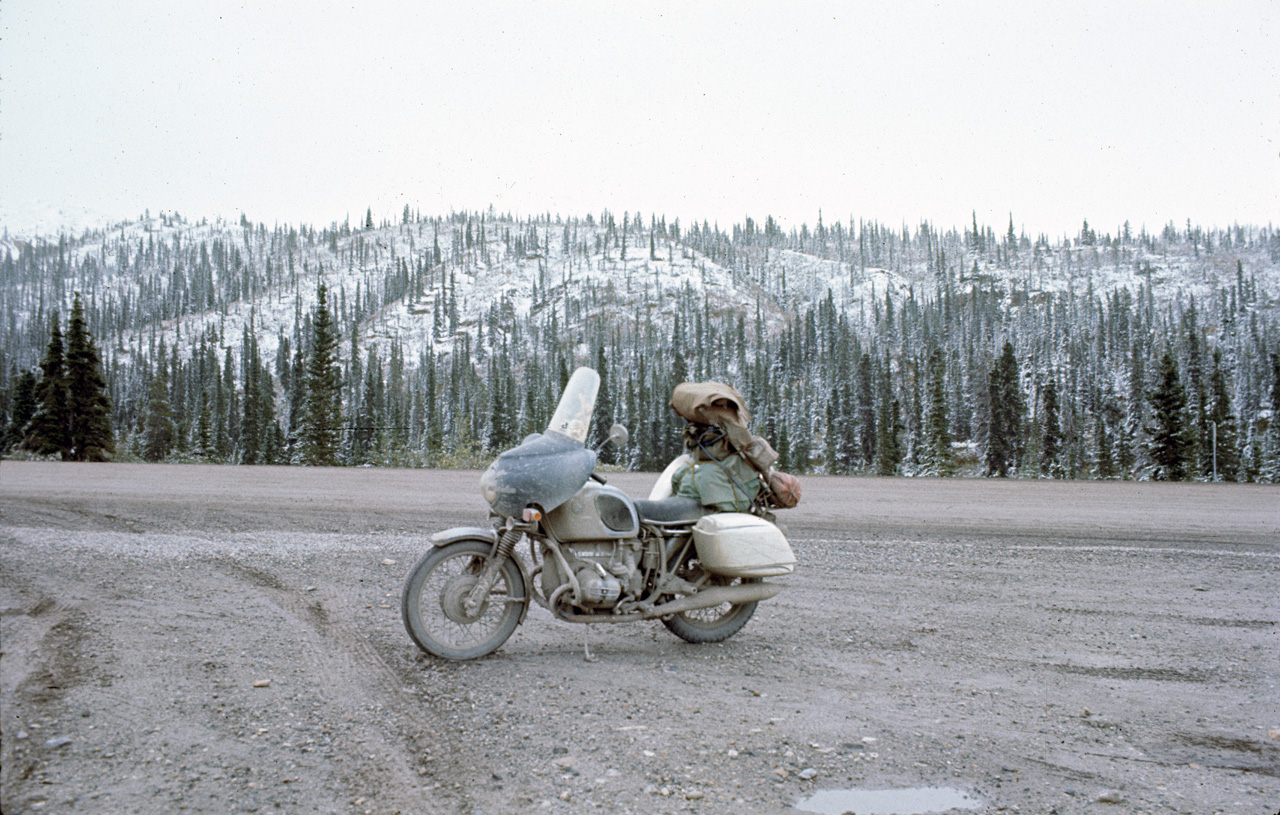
left=424, top=526, right=531, bottom=625
left=430, top=526, right=497, bottom=547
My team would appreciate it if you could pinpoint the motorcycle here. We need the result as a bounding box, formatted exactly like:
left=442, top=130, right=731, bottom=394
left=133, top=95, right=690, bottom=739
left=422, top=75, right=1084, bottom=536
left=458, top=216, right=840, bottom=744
left=400, top=367, right=796, bottom=660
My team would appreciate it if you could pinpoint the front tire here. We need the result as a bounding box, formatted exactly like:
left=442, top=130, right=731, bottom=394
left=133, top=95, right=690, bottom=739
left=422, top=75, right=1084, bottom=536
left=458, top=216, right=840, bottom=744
left=662, top=574, right=760, bottom=644
left=401, top=540, right=525, bottom=660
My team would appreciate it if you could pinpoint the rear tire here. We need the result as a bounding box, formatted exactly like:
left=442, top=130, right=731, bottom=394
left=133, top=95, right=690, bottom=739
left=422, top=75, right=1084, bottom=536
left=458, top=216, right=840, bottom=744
left=401, top=540, right=525, bottom=660
left=662, top=575, right=760, bottom=644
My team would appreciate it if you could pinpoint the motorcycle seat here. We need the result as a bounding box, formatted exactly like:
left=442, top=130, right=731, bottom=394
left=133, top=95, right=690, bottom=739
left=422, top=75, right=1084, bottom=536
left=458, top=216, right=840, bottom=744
left=632, top=496, right=709, bottom=525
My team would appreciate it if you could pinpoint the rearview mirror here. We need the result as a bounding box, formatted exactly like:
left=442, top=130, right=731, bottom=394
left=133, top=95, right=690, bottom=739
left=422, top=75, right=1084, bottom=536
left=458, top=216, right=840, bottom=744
left=607, top=424, right=629, bottom=448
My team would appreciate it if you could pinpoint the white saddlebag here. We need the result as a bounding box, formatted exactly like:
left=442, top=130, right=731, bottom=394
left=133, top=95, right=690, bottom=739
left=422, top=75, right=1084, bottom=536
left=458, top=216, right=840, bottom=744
left=692, top=513, right=796, bottom=578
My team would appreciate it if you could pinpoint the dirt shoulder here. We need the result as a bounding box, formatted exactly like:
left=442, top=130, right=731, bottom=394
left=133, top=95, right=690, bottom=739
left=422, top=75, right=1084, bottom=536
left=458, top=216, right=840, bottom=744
left=2, top=462, right=1277, bottom=814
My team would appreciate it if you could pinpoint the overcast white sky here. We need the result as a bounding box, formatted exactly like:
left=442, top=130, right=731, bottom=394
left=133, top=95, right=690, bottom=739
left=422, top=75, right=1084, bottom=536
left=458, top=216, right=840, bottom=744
left=1, top=0, right=1276, bottom=239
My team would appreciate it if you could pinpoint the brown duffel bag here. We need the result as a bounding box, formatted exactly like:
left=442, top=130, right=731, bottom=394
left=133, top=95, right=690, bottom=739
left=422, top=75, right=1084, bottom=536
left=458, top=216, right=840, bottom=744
left=671, top=382, right=779, bottom=474
left=671, top=381, right=751, bottom=427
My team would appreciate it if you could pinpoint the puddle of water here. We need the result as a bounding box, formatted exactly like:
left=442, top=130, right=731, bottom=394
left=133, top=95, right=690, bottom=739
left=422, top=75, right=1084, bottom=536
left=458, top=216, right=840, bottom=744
left=796, top=786, right=982, bottom=815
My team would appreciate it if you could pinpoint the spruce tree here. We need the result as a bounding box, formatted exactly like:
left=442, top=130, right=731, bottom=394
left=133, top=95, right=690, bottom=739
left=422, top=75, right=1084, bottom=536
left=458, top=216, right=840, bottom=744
left=259, top=374, right=282, bottom=465
left=906, top=356, right=924, bottom=468
left=790, top=412, right=812, bottom=474
left=25, top=313, right=71, bottom=458
left=984, top=341, right=1022, bottom=477
left=773, top=418, right=791, bottom=473
left=302, top=283, right=343, bottom=466
left=240, top=329, right=263, bottom=465
left=1040, top=375, right=1064, bottom=478
left=855, top=352, right=876, bottom=466
left=592, top=346, right=616, bottom=463
left=4, top=369, right=37, bottom=451
left=424, top=353, right=443, bottom=463
left=824, top=384, right=844, bottom=474
left=64, top=295, right=114, bottom=461
left=1093, top=411, right=1115, bottom=479
left=385, top=341, right=407, bottom=458
left=353, top=346, right=381, bottom=463
left=874, top=352, right=903, bottom=476
left=1148, top=349, right=1193, bottom=481
left=826, top=338, right=857, bottom=474
left=875, top=397, right=904, bottom=476
left=143, top=359, right=176, bottom=461
left=195, top=390, right=216, bottom=461
left=1206, top=349, right=1239, bottom=481
left=487, top=346, right=515, bottom=456
left=1182, top=301, right=1208, bottom=476
left=1115, top=414, right=1136, bottom=480
left=219, top=347, right=238, bottom=459
left=923, top=348, right=954, bottom=475
left=288, top=339, right=308, bottom=450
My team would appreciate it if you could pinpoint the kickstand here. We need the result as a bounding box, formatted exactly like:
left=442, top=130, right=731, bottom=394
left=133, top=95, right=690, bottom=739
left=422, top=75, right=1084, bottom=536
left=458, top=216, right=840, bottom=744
left=582, top=628, right=598, bottom=663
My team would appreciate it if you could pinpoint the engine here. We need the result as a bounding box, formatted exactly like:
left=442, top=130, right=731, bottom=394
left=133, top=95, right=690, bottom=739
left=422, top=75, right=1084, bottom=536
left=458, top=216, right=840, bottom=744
left=541, top=539, right=645, bottom=610
left=536, top=481, right=651, bottom=611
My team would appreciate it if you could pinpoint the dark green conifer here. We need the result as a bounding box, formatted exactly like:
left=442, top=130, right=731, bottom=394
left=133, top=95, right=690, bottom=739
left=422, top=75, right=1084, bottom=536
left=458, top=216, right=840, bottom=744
left=4, top=368, right=37, bottom=450
left=1148, top=349, right=1193, bottom=481
left=1206, top=349, right=1239, bottom=480
left=855, top=353, right=876, bottom=466
left=1040, top=375, right=1063, bottom=478
left=302, top=283, right=343, bottom=466
left=984, top=342, right=1023, bottom=477
left=63, top=295, right=114, bottom=461
left=143, top=358, right=176, bottom=462
left=592, top=346, right=616, bottom=464
left=25, top=312, right=71, bottom=457
left=874, top=352, right=902, bottom=476
left=924, top=348, right=954, bottom=476
left=195, top=390, right=216, bottom=461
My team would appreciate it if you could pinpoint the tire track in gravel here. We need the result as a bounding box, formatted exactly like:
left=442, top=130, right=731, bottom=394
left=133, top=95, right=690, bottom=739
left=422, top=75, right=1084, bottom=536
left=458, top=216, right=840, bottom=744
left=212, top=557, right=410, bottom=700
left=0, top=584, right=86, bottom=795
left=210, top=555, right=476, bottom=813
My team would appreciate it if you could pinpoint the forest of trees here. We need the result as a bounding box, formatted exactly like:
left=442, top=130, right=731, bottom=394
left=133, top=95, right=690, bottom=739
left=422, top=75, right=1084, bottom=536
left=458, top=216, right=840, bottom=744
left=1, top=208, right=1278, bottom=482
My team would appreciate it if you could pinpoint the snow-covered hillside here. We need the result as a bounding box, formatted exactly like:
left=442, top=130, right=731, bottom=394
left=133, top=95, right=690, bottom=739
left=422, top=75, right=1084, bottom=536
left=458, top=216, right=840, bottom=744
left=4, top=210, right=1276, bottom=371
left=2, top=208, right=1278, bottom=480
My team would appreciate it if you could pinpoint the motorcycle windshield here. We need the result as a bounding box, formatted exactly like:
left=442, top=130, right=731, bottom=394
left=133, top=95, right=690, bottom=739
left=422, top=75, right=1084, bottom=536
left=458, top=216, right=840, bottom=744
left=479, top=368, right=600, bottom=517
left=546, top=367, right=599, bottom=442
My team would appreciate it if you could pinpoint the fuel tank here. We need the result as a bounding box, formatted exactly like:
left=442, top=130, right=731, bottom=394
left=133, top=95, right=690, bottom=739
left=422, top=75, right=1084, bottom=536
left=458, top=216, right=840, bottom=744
left=542, top=482, right=640, bottom=542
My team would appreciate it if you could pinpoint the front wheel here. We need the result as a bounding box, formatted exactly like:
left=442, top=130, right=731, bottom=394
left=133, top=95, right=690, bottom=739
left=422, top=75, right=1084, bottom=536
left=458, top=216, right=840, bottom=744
left=662, top=574, right=760, bottom=644
left=401, top=540, right=526, bottom=660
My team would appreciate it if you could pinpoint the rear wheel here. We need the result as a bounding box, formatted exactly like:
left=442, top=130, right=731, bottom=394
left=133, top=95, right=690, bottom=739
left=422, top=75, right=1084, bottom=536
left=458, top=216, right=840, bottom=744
left=661, top=572, right=760, bottom=644
left=401, top=540, right=525, bottom=660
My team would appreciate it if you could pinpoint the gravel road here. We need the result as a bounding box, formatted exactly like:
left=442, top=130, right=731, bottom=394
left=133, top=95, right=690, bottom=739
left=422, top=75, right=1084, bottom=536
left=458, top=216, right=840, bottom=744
left=2, top=461, right=1277, bottom=814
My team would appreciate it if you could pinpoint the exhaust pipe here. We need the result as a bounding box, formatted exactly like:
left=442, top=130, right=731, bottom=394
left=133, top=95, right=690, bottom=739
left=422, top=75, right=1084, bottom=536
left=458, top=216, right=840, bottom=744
left=641, top=582, right=781, bottom=619
left=551, top=582, right=783, bottom=623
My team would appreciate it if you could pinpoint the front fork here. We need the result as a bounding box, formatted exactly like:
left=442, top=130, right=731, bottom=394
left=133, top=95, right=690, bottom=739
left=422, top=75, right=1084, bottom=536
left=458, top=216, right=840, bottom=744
left=462, top=521, right=530, bottom=617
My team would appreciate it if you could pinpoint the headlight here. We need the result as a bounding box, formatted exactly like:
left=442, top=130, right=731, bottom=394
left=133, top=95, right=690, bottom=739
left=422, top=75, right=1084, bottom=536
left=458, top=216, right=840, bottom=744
left=479, top=465, right=499, bottom=507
